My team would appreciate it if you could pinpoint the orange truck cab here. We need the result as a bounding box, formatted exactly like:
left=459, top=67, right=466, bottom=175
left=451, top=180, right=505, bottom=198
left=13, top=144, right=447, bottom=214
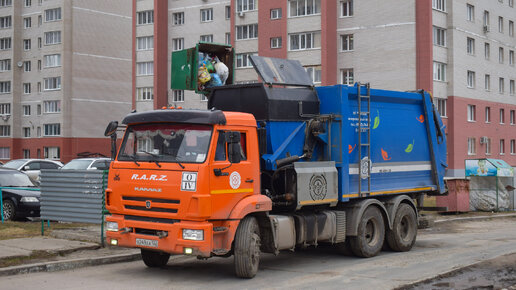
left=105, top=109, right=272, bottom=265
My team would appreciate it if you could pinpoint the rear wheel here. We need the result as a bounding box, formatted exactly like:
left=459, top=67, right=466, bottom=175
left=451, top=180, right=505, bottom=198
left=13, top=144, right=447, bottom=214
left=141, top=249, right=170, bottom=268
left=349, top=206, right=385, bottom=258
left=386, top=203, right=417, bottom=252
left=2, top=200, right=16, bottom=221
left=234, top=216, right=261, bottom=278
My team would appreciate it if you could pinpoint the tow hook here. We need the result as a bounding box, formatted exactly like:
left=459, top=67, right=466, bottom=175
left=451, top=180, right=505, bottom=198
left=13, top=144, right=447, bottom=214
left=157, top=231, right=168, bottom=239
left=119, top=227, right=132, bottom=234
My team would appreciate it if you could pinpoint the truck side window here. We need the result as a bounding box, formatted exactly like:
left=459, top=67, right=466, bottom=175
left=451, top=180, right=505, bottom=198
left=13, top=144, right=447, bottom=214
left=215, top=132, right=226, bottom=161
left=239, top=133, right=247, bottom=161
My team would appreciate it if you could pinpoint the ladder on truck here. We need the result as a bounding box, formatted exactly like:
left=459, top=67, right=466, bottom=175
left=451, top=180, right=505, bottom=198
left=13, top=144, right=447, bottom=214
left=357, top=82, right=371, bottom=197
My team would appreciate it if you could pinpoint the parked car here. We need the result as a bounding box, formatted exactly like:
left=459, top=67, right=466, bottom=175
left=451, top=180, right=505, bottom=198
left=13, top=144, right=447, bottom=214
left=60, top=158, right=111, bottom=170
left=2, top=159, right=63, bottom=182
left=0, top=168, right=40, bottom=221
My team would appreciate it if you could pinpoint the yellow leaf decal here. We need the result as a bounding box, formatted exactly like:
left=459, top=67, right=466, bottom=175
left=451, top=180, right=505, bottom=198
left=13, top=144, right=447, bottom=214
left=373, top=110, right=380, bottom=129
left=405, top=139, right=415, bottom=153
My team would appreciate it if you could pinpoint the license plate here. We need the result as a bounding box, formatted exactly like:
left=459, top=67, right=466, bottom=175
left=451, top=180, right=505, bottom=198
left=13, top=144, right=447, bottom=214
left=136, top=238, right=158, bottom=248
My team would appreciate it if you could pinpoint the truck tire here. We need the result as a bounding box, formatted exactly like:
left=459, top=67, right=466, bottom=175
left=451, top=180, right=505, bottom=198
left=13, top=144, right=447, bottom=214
left=234, top=216, right=261, bottom=278
left=386, top=203, right=417, bottom=252
left=141, top=249, right=170, bottom=268
left=349, top=206, right=385, bottom=258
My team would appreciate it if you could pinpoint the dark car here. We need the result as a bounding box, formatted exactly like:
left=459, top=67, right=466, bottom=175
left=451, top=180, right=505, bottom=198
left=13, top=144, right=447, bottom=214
left=0, top=168, right=40, bottom=221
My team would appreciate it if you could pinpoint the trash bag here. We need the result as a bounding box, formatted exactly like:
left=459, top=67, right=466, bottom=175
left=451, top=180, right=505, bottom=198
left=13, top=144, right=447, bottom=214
left=206, top=73, right=222, bottom=88
left=198, top=65, right=211, bottom=84
left=213, top=56, right=229, bottom=85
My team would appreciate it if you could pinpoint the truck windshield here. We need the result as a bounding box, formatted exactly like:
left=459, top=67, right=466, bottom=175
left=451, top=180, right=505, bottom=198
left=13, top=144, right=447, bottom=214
left=118, top=123, right=213, bottom=164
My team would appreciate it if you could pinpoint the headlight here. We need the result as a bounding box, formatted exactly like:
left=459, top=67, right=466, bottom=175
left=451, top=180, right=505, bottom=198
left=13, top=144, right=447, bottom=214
left=106, top=221, right=119, bottom=232
left=20, top=197, right=39, bottom=203
left=182, top=229, right=204, bottom=241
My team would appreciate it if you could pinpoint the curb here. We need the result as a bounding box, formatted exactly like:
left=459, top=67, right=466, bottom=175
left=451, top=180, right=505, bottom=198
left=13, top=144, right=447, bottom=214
left=0, top=252, right=142, bottom=277
left=433, top=213, right=516, bottom=224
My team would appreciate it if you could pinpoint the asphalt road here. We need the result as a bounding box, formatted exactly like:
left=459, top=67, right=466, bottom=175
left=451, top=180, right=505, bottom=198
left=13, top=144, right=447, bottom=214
left=1, top=217, right=516, bottom=290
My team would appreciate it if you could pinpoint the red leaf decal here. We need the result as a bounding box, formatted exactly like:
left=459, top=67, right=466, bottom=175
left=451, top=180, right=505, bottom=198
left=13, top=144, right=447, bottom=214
left=348, top=144, right=356, bottom=154
left=417, top=115, right=424, bottom=123
left=381, top=148, right=392, bottom=161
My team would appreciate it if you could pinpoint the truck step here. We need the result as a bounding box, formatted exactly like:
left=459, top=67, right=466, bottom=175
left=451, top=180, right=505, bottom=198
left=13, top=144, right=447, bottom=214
left=213, top=227, right=228, bottom=232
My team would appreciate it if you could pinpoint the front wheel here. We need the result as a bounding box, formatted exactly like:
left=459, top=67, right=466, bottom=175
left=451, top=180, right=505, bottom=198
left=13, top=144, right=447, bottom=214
left=349, top=206, right=385, bottom=258
left=234, top=216, right=261, bottom=278
left=141, top=249, right=170, bottom=268
left=2, top=199, right=16, bottom=221
left=386, top=203, right=417, bottom=252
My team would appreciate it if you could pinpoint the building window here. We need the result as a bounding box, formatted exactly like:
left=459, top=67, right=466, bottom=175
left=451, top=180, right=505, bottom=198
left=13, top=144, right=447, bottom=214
left=467, top=70, right=475, bottom=88
left=44, top=124, right=60, bottom=136
left=45, top=8, right=61, bottom=22
left=236, top=53, right=255, bottom=68
left=44, top=31, right=61, bottom=45
left=270, top=37, right=282, bottom=49
left=23, top=61, right=31, bottom=72
left=485, top=138, right=491, bottom=155
left=23, top=127, right=30, bottom=138
left=500, top=139, right=505, bottom=154
left=23, top=149, right=30, bottom=158
left=24, top=0, right=30, bottom=7
left=341, top=34, right=354, bottom=51
left=511, top=140, right=515, bottom=154
left=0, top=147, right=9, bottom=159
left=0, top=81, right=10, bottom=93
left=44, top=54, right=61, bottom=68
left=225, top=33, right=231, bottom=45
left=485, top=74, right=491, bottom=91
left=0, top=16, right=11, bottom=29
left=271, top=8, right=282, bottom=19
left=225, top=6, right=231, bottom=19
left=24, top=17, right=31, bottom=29
left=467, top=104, right=476, bottom=121
left=136, top=36, right=153, bottom=51
left=0, top=0, right=11, bottom=7
left=43, top=100, right=60, bottom=113
left=433, top=26, right=446, bottom=46
left=510, top=21, right=514, bottom=37
left=137, top=62, right=153, bottom=76
left=236, top=0, right=256, bottom=12
left=466, top=37, right=475, bottom=55
left=136, top=87, right=153, bottom=100
left=433, top=62, right=446, bottom=81
left=510, top=80, right=515, bottom=95
left=37, top=104, right=41, bottom=115
left=44, top=147, right=60, bottom=159
left=43, top=77, right=61, bottom=90
left=173, top=12, right=184, bottom=25
left=23, top=83, right=31, bottom=94
left=236, top=24, right=258, bottom=40
left=305, top=66, right=321, bottom=84
left=200, top=35, right=213, bottom=43
left=200, top=8, right=213, bottom=22
left=484, top=43, right=490, bottom=59
left=0, top=59, right=10, bottom=72
left=500, top=108, right=505, bottom=124
left=510, top=0, right=514, bottom=7
left=499, top=47, right=504, bottom=63
left=485, top=106, right=491, bottom=123
left=467, top=137, right=476, bottom=155
left=341, top=0, right=353, bottom=16
left=289, top=0, right=321, bottom=17
left=0, top=125, right=10, bottom=137
left=289, top=31, right=321, bottom=50
left=0, top=103, right=10, bottom=115
left=499, top=78, right=505, bottom=93
left=483, top=10, right=489, bottom=28
left=510, top=50, right=514, bottom=65
left=172, top=90, right=184, bottom=102
left=435, top=98, right=447, bottom=117
left=23, top=105, right=31, bottom=116
left=23, top=39, right=31, bottom=50
left=466, top=4, right=474, bottom=22
left=341, top=68, right=354, bottom=85
left=498, top=16, right=504, bottom=33
left=432, top=0, right=445, bottom=11
left=0, top=38, right=11, bottom=50
left=137, top=10, right=154, bottom=25
left=510, top=110, right=515, bottom=125
left=172, top=38, right=184, bottom=51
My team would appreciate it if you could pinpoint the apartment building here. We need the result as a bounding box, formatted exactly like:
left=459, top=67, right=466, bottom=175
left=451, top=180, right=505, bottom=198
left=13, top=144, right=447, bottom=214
left=133, top=0, right=516, bottom=177
left=0, top=0, right=132, bottom=162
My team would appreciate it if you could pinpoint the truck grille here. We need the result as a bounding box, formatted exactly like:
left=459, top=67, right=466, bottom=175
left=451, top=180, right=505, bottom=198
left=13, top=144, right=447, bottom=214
left=124, top=215, right=179, bottom=224
left=122, top=196, right=180, bottom=215
left=124, top=205, right=177, bottom=213
left=122, top=196, right=180, bottom=204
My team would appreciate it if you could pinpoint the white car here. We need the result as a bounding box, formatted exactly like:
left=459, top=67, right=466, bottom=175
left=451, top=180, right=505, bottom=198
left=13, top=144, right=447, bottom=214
left=2, top=159, right=64, bottom=181
left=60, top=158, right=111, bottom=170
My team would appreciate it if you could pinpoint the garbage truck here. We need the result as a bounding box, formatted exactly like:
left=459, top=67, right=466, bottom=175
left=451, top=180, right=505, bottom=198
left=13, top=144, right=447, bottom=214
left=104, top=44, right=447, bottom=278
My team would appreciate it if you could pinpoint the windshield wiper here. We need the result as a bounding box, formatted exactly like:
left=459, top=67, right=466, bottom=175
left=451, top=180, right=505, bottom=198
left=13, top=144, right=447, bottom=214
left=142, top=151, right=162, bottom=168
left=127, top=154, right=140, bottom=167
left=173, top=157, right=185, bottom=169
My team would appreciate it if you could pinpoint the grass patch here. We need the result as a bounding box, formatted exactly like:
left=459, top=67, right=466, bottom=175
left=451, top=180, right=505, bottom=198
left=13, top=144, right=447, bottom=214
left=0, top=221, right=91, bottom=240
left=0, top=250, right=59, bottom=268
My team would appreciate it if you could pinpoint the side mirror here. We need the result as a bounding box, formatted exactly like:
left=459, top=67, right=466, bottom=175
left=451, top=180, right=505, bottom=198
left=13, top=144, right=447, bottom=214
left=23, top=166, right=30, bottom=171
left=226, top=132, right=241, bottom=164
left=104, top=121, right=118, bottom=137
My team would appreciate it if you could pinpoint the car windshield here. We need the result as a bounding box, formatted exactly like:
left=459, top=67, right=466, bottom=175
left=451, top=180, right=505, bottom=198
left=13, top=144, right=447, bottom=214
left=61, top=160, right=93, bottom=170
left=118, top=123, right=213, bottom=164
left=3, top=160, right=26, bottom=169
left=0, top=171, right=37, bottom=187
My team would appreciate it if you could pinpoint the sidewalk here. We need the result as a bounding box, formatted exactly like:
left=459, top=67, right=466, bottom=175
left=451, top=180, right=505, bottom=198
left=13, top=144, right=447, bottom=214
left=0, top=212, right=515, bottom=277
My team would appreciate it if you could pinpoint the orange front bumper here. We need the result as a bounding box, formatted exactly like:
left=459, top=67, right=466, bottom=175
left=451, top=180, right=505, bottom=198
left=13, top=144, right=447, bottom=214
left=106, top=215, right=215, bottom=257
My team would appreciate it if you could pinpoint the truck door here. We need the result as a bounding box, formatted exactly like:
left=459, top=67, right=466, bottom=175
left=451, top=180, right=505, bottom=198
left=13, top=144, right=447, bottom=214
left=209, top=130, right=255, bottom=219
